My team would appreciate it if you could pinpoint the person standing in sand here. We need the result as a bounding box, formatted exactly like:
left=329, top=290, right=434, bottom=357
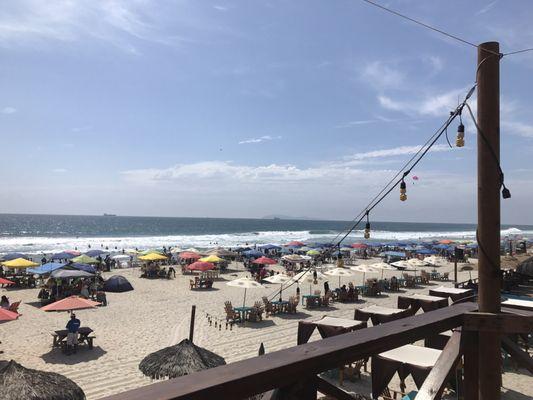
left=66, top=314, right=81, bottom=355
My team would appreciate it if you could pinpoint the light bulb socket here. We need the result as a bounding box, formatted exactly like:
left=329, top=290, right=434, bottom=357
left=457, top=123, right=465, bottom=134
left=502, top=187, right=511, bottom=199
left=400, top=181, right=406, bottom=190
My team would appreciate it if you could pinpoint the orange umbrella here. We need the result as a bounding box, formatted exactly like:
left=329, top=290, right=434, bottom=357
left=438, top=239, right=454, bottom=244
left=0, top=308, right=19, bottom=322
left=41, top=295, right=100, bottom=312
left=0, top=277, right=14, bottom=285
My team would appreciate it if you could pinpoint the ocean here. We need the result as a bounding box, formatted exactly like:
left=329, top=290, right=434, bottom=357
left=0, top=213, right=531, bottom=254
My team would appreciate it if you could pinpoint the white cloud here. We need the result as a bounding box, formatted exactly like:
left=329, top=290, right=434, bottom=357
left=1, top=106, right=16, bottom=114
left=238, top=135, right=281, bottom=145
left=502, top=120, right=533, bottom=138
left=213, top=5, right=228, bottom=11
left=52, top=168, right=67, bottom=173
left=347, top=144, right=451, bottom=161
left=361, top=61, right=404, bottom=89
left=476, top=1, right=498, bottom=16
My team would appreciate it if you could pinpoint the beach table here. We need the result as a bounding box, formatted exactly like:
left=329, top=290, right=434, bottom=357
left=397, top=293, right=449, bottom=312
left=429, top=286, right=474, bottom=302
left=302, top=294, right=320, bottom=308
left=234, top=306, right=253, bottom=321
left=52, top=327, right=95, bottom=349
left=271, top=300, right=289, bottom=313
left=297, top=316, right=367, bottom=344
left=502, top=298, right=533, bottom=311
left=372, top=344, right=442, bottom=398
left=354, top=305, right=413, bottom=326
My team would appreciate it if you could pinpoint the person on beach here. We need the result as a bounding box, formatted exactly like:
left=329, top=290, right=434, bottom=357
left=66, top=313, right=81, bottom=354
left=0, top=296, right=9, bottom=309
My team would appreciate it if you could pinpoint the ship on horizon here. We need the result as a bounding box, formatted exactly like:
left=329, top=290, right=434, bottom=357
left=103, top=213, right=117, bottom=217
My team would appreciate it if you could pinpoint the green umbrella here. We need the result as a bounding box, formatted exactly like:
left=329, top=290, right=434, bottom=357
left=71, top=254, right=99, bottom=264
left=306, top=249, right=320, bottom=256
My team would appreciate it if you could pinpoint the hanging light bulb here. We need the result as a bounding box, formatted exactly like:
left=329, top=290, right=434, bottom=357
left=456, top=122, right=465, bottom=147
left=364, top=211, right=371, bottom=239
left=400, top=179, right=407, bottom=201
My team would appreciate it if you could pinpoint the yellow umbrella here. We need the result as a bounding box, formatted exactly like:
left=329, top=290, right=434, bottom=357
left=199, top=255, right=223, bottom=263
left=138, top=253, right=168, bottom=261
left=2, top=258, right=39, bottom=268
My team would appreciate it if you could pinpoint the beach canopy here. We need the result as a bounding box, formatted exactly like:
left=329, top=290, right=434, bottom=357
left=438, top=239, right=454, bottom=244
left=1, top=258, right=38, bottom=269
left=0, top=277, right=15, bottom=286
left=85, top=249, right=107, bottom=257
left=69, top=263, right=97, bottom=274
left=306, top=249, right=320, bottom=256
left=417, top=249, right=438, bottom=255
left=290, top=270, right=326, bottom=284
left=243, top=249, right=263, bottom=258
left=138, top=253, right=168, bottom=261
left=71, top=254, right=99, bottom=264
left=252, top=256, right=276, bottom=265
left=259, top=244, right=281, bottom=250
left=179, top=251, right=201, bottom=260
left=50, top=252, right=76, bottom=260
left=186, top=262, right=215, bottom=272
left=0, top=309, right=19, bottom=322
left=41, top=295, right=100, bottom=312
left=282, top=254, right=305, bottom=262
left=324, top=267, right=355, bottom=286
left=50, top=269, right=94, bottom=279
left=103, top=275, right=134, bottom=293
left=0, top=360, right=85, bottom=400
left=199, top=255, right=223, bottom=263
left=379, top=251, right=406, bottom=258
left=27, top=262, right=65, bottom=275
left=286, top=241, right=305, bottom=247
left=263, top=274, right=292, bottom=284
left=407, top=258, right=428, bottom=267
left=139, top=339, right=226, bottom=380
left=64, top=250, right=82, bottom=256
left=112, top=254, right=130, bottom=260
left=0, top=253, right=28, bottom=261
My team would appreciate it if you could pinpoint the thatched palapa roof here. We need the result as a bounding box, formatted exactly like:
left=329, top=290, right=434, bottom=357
left=139, top=338, right=225, bottom=380
left=0, top=360, right=85, bottom=400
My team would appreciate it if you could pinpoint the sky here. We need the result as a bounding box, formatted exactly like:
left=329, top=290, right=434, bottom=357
left=1, top=0, right=533, bottom=224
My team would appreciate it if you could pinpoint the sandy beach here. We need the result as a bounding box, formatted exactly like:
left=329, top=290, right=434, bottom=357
left=0, top=256, right=531, bottom=399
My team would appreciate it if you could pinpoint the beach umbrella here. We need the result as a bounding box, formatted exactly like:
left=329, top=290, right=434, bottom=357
left=243, top=249, right=263, bottom=258
left=185, top=247, right=199, bottom=253
left=290, top=270, right=326, bottom=294
left=50, top=252, right=76, bottom=260
left=50, top=269, right=95, bottom=279
left=85, top=249, right=107, bottom=257
left=371, top=262, right=398, bottom=278
left=407, top=258, right=428, bottom=267
left=351, top=243, right=368, bottom=249
left=41, top=295, right=100, bottom=312
left=138, top=253, right=168, bottom=261
left=186, top=262, right=215, bottom=272
left=282, top=254, right=305, bottom=262
left=226, top=277, right=264, bottom=307
left=205, top=248, right=236, bottom=257
left=0, top=360, right=85, bottom=400
left=438, top=239, right=454, bottom=244
left=0, top=277, right=15, bottom=286
left=125, top=248, right=140, bottom=255
left=69, top=263, right=97, bottom=274
left=170, top=247, right=183, bottom=254
left=103, top=275, right=133, bottom=293
left=286, top=241, right=305, bottom=247
left=27, top=262, right=65, bottom=275
left=306, top=249, right=320, bottom=256
left=324, top=267, right=355, bottom=287
left=263, top=274, right=292, bottom=301
left=179, top=251, right=201, bottom=260
left=0, top=309, right=19, bottom=322
left=199, top=255, right=223, bottom=263
left=111, top=254, right=130, bottom=261
left=424, top=256, right=448, bottom=267
left=350, top=265, right=379, bottom=284
left=0, top=253, right=28, bottom=261
left=1, top=258, right=38, bottom=269
left=259, top=244, right=281, bottom=250
left=71, top=254, right=99, bottom=264
left=252, top=256, right=276, bottom=265
left=139, top=338, right=225, bottom=380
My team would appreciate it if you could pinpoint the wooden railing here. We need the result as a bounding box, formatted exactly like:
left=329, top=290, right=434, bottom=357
left=100, top=302, right=532, bottom=400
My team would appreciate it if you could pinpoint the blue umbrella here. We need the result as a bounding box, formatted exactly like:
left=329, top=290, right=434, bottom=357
left=466, top=243, right=478, bottom=248
left=69, top=263, right=97, bottom=274
left=85, top=249, right=107, bottom=257
left=1, top=252, right=28, bottom=261
left=417, top=249, right=437, bottom=255
left=51, top=252, right=76, bottom=260
left=27, top=262, right=65, bottom=275
left=259, top=244, right=281, bottom=250
left=380, top=251, right=406, bottom=257
left=243, top=250, right=263, bottom=258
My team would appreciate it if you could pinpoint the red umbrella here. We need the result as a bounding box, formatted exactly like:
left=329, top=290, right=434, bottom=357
left=252, top=256, right=277, bottom=265
left=286, top=241, right=305, bottom=247
left=41, top=296, right=100, bottom=312
left=64, top=250, right=82, bottom=256
left=0, top=277, right=15, bottom=285
left=351, top=243, right=368, bottom=249
left=179, top=251, right=201, bottom=260
left=186, top=262, right=215, bottom=272
left=0, top=308, right=19, bottom=322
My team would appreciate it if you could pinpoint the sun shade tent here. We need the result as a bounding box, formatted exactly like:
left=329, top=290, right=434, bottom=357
left=41, top=295, right=100, bottom=312
left=199, top=255, right=223, bottom=263
left=0, top=360, right=85, bottom=400
left=70, top=255, right=99, bottom=264
left=186, top=262, right=215, bottom=272
left=324, top=267, right=355, bottom=287
left=27, top=262, right=65, bottom=275
left=263, top=274, right=292, bottom=301
left=139, top=339, right=225, bottom=380
left=252, top=256, right=276, bottom=265
left=1, top=258, right=39, bottom=269
left=179, top=252, right=201, bottom=260
left=50, top=269, right=94, bottom=279
left=0, top=253, right=28, bottom=261
left=103, top=275, right=133, bottom=293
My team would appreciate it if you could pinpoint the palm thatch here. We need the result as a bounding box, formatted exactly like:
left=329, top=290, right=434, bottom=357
left=0, top=360, right=85, bottom=400
left=139, top=339, right=226, bottom=380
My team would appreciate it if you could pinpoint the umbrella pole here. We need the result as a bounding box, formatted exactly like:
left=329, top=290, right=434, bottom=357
left=279, top=284, right=283, bottom=302
left=243, top=288, right=247, bottom=307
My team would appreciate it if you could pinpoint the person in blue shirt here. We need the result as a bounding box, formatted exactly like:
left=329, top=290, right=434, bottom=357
left=66, top=313, right=81, bottom=354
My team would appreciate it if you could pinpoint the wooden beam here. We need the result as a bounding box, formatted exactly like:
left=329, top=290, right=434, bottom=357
left=462, top=330, right=479, bottom=400
left=100, top=303, right=477, bottom=400
left=463, top=312, right=533, bottom=334
left=415, top=331, right=462, bottom=400
left=316, top=377, right=355, bottom=400
left=501, top=337, right=533, bottom=374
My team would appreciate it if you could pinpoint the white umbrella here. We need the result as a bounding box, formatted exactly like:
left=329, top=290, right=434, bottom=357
left=350, top=265, right=379, bottom=284
left=170, top=247, right=183, bottom=254
left=324, top=267, right=355, bottom=287
left=370, top=262, right=397, bottom=278
left=185, top=247, right=199, bottom=253
left=407, top=258, right=427, bottom=267
left=282, top=254, right=305, bottom=262
left=226, top=277, right=264, bottom=307
left=263, top=274, right=292, bottom=301
left=424, top=256, right=448, bottom=267
left=112, top=254, right=130, bottom=260
left=392, top=260, right=419, bottom=275
left=291, top=270, right=326, bottom=294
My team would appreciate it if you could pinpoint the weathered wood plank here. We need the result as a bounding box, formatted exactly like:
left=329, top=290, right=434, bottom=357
left=316, top=377, right=355, bottom=400
left=100, top=303, right=476, bottom=400
left=462, top=330, right=479, bottom=400
left=463, top=312, right=533, bottom=333
left=501, top=337, right=533, bottom=373
left=415, top=330, right=462, bottom=400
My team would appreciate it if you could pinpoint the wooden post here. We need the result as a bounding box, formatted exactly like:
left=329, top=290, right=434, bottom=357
left=454, top=259, right=458, bottom=287
left=462, top=331, right=479, bottom=400
left=476, top=41, right=501, bottom=400
left=189, top=305, right=196, bottom=342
